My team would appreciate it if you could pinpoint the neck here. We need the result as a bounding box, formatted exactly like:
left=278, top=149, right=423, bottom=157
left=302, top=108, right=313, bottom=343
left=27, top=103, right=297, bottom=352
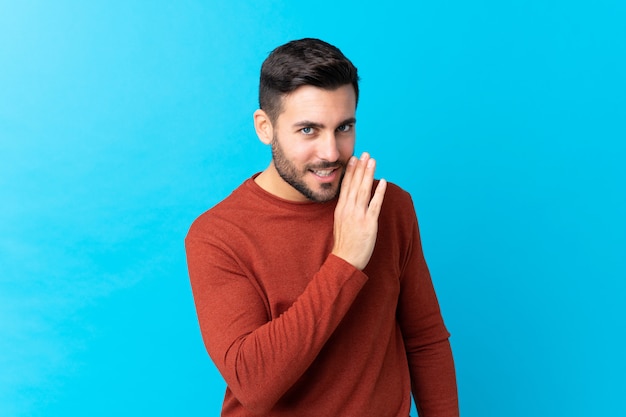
left=254, top=162, right=308, bottom=202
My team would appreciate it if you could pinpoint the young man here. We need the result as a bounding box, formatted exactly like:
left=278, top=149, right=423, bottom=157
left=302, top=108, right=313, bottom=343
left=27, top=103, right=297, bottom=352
left=185, top=38, right=459, bottom=416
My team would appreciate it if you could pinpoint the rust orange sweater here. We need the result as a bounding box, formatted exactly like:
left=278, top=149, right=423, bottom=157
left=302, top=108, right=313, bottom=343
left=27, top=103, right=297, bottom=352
left=185, top=176, right=458, bottom=416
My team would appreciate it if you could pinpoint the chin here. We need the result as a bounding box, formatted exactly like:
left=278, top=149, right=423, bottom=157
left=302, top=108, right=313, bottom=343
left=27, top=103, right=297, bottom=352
left=308, top=183, right=339, bottom=202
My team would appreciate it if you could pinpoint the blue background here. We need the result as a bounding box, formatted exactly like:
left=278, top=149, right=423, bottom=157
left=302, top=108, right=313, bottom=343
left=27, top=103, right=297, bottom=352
left=1, top=1, right=624, bottom=416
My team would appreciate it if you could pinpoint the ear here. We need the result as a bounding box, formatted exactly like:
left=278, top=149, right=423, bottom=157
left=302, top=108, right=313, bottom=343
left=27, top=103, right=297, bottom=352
left=253, top=109, right=274, bottom=145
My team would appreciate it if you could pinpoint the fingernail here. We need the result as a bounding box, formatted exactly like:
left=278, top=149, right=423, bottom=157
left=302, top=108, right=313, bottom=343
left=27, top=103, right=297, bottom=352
left=367, top=158, right=375, bottom=168
left=360, top=152, right=369, bottom=161
left=348, top=156, right=357, bottom=165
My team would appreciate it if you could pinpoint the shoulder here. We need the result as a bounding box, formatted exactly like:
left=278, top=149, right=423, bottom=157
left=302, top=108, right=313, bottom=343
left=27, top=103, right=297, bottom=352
left=186, top=180, right=255, bottom=241
left=376, top=180, right=420, bottom=233
left=378, top=180, right=415, bottom=214
left=380, top=180, right=411, bottom=202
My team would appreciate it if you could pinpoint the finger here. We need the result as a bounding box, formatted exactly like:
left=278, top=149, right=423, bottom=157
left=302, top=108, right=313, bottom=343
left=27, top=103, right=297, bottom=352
left=367, top=179, right=387, bottom=218
left=346, top=152, right=370, bottom=202
left=337, top=155, right=357, bottom=203
left=355, top=157, right=376, bottom=209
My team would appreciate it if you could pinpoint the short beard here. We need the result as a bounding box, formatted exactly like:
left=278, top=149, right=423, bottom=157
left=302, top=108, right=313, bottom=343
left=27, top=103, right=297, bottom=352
left=271, top=136, right=345, bottom=203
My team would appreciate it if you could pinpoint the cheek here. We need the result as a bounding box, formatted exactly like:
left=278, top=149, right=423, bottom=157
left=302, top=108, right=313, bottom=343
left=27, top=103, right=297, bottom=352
left=288, top=142, right=318, bottom=164
left=338, top=138, right=356, bottom=157
left=276, top=132, right=306, bottom=158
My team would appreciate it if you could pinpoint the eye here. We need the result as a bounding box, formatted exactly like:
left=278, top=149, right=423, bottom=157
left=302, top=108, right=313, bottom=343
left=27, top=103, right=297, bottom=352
left=300, top=127, right=314, bottom=135
left=337, top=124, right=353, bottom=133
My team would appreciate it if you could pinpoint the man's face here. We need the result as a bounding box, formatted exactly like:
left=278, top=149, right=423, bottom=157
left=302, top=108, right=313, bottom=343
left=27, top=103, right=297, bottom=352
left=270, top=84, right=356, bottom=203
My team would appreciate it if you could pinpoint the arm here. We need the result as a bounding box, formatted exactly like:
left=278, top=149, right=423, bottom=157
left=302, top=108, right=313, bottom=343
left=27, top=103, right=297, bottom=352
left=396, top=207, right=459, bottom=417
left=186, top=240, right=366, bottom=414
left=186, top=153, right=386, bottom=414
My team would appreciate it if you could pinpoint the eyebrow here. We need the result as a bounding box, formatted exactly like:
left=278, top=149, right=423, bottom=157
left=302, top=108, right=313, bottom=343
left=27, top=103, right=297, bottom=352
left=292, top=117, right=357, bottom=130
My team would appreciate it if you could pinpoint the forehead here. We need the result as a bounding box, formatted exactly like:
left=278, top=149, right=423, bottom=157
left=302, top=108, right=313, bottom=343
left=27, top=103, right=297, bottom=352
left=277, top=84, right=356, bottom=126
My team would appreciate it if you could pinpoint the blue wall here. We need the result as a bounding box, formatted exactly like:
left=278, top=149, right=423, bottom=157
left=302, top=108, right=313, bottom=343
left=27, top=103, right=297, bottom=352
left=1, top=1, right=624, bottom=416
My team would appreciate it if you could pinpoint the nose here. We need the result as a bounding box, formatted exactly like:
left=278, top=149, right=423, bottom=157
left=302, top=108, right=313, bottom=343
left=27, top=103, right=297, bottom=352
left=316, top=132, right=340, bottom=162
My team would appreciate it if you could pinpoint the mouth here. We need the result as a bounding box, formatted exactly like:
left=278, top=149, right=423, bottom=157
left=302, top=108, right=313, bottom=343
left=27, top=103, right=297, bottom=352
left=309, top=166, right=341, bottom=182
left=312, top=168, right=335, bottom=177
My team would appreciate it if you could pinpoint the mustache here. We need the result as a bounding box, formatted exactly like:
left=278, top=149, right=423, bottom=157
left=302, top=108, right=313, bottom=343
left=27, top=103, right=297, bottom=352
left=306, top=161, right=346, bottom=170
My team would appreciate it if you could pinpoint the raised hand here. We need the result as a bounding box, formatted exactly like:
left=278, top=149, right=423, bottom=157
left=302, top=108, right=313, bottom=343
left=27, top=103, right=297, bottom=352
left=331, top=152, right=387, bottom=270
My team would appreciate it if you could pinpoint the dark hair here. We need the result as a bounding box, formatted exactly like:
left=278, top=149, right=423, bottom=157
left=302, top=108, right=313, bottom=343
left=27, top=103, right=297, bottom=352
left=259, top=38, right=360, bottom=123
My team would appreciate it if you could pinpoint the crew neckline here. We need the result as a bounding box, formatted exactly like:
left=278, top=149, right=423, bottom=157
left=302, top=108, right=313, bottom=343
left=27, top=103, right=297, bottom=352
left=244, top=173, right=338, bottom=212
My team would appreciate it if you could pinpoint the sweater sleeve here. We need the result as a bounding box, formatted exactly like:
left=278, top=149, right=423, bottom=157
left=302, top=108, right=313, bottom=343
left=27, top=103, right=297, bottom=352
left=396, top=206, right=459, bottom=417
left=185, top=234, right=368, bottom=415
